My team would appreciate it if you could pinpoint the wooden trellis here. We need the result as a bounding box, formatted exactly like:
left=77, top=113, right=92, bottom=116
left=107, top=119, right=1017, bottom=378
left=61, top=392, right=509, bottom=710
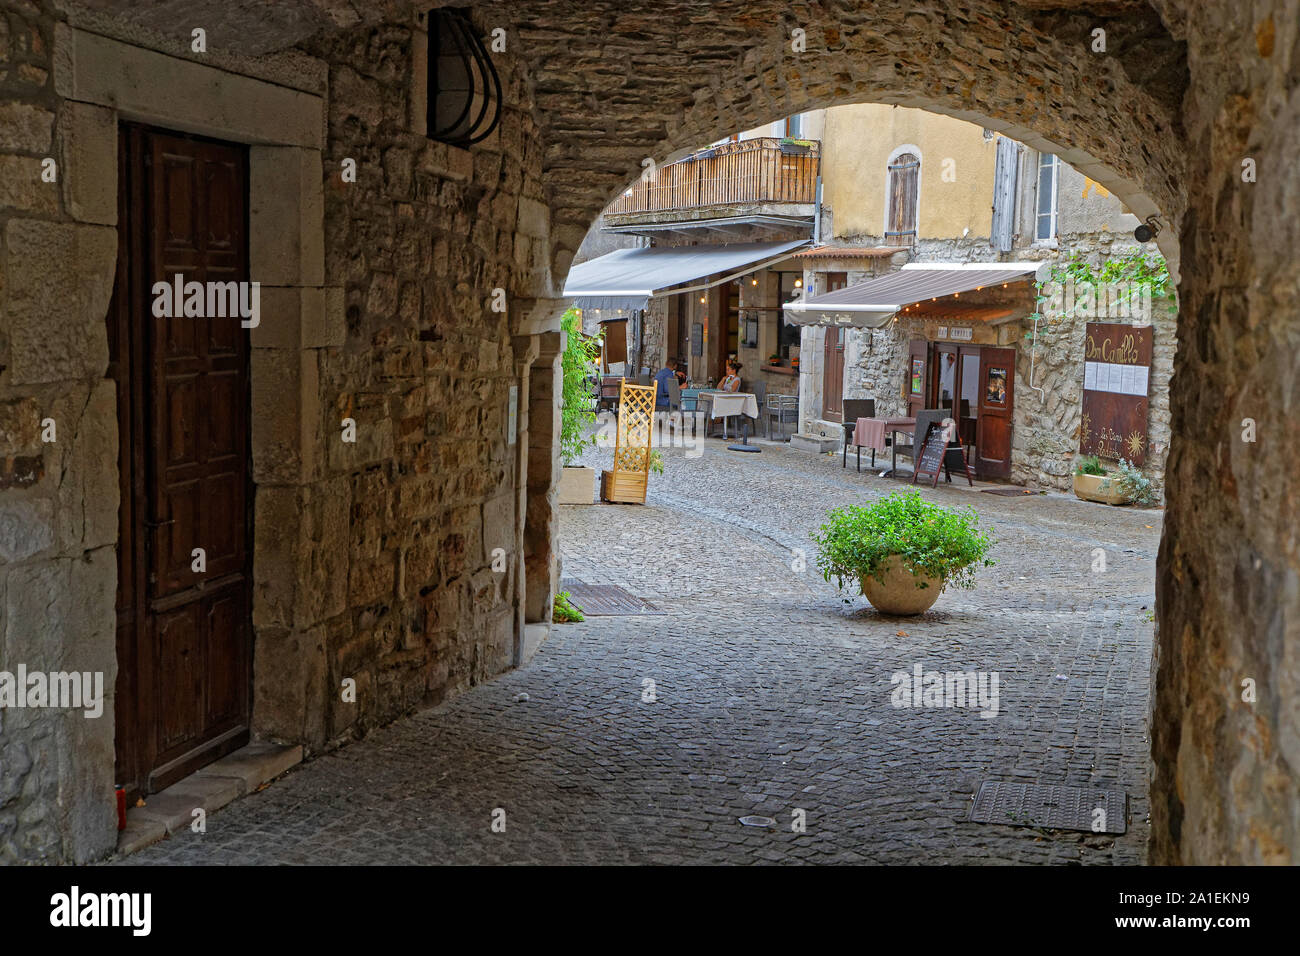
left=600, top=381, right=655, bottom=504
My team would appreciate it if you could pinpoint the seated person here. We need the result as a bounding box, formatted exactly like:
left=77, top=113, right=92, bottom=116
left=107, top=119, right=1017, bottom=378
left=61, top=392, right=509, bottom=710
left=718, top=360, right=742, bottom=393
left=674, top=365, right=688, bottom=389
left=653, top=361, right=679, bottom=410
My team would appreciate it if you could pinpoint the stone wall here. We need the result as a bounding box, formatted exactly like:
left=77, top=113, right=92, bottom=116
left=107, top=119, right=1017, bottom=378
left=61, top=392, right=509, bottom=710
left=0, top=3, right=119, bottom=864
left=282, top=20, right=545, bottom=748
left=1011, top=296, right=1176, bottom=495
left=0, top=7, right=556, bottom=863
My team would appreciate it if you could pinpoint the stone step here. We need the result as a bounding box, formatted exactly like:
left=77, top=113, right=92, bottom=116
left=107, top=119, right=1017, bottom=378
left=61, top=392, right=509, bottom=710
left=789, top=433, right=840, bottom=454
left=114, top=742, right=303, bottom=857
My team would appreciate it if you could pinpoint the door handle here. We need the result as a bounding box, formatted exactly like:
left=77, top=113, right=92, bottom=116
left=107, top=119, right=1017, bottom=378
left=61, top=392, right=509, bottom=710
left=143, top=518, right=175, bottom=529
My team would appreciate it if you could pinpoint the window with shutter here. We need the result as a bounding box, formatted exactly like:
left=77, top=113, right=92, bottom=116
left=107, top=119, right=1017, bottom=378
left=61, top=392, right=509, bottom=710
left=886, top=153, right=919, bottom=246
left=990, top=137, right=1019, bottom=252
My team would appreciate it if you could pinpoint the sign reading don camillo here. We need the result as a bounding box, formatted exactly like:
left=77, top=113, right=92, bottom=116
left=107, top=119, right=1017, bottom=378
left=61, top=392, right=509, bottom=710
left=1080, top=323, right=1153, bottom=465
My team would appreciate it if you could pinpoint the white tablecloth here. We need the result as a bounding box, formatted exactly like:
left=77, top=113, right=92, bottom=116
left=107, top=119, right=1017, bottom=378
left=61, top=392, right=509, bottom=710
left=703, top=391, right=759, bottom=419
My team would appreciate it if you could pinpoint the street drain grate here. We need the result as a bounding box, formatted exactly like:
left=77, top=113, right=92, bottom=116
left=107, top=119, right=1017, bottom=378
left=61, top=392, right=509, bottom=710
left=559, top=579, right=663, bottom=616
left=980, top=487, right=1044, bottom=497
left=968, top=781, right=1128, bottom=834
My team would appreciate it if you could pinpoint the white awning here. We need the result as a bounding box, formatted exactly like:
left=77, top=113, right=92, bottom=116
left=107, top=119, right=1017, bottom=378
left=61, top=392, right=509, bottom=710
left=564, top=239, right=810, bottom=314
left=784, top=261, right=1048, bottom=328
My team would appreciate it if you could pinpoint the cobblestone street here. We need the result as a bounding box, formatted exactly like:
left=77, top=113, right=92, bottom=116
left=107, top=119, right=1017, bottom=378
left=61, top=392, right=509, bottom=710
left=123, top=435, right=1159, bottom=865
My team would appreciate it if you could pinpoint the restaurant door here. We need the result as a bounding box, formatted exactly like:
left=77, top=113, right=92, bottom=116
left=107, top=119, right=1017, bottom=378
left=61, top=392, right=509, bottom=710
left=974, top=347, right=1015, bottom=478
left=821, top=272, right=847, bottom=421
left=918, top=340, right=1014, bottom=478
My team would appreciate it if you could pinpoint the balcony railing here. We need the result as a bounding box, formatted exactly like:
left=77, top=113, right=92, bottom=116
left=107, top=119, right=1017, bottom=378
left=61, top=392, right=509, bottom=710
left=606, top=137, right=821, bottom=217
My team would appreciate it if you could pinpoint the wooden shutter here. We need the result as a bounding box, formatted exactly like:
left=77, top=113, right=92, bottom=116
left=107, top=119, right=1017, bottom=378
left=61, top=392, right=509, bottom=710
left=990, top=137, right=1019, bottom=253
left=886, top=153, right=919, bottom=246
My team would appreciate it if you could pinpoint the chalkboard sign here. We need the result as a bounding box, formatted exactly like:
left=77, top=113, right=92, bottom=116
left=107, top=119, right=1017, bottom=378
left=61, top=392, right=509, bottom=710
left=912, top=423, right=948, bottom=485
left=690, top=323, right=703, bottom=357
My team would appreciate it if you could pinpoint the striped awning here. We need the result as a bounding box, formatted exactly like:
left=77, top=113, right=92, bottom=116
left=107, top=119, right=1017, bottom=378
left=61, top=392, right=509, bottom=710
left=784, top=261, right=1047, bottom=328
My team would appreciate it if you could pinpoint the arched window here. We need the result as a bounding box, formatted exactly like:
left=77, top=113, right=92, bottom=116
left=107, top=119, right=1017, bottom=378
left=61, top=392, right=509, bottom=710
left=886, top=152, right=920, bottom=246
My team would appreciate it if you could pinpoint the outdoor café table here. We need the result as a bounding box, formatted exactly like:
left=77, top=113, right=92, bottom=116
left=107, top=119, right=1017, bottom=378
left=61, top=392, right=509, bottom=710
left=884, top=416, right=917, bottom=478
left=699, top=390, right=759, bottom=440
left=849, top=416, right=890, bottom=471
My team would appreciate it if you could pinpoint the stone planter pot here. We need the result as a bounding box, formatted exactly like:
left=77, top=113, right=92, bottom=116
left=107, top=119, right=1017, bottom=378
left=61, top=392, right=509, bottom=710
left=1073, top=472, right=1129, bottom=506
left=557, top=465, right=596, bottom=504
left=860, top=555, right=944, bottom=616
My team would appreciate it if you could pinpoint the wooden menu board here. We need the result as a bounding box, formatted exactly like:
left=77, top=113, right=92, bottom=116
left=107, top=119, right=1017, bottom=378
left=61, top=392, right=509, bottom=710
left=1080, top=323, right=1152, bottom=465
left=912, top=423, right=948, bottom=485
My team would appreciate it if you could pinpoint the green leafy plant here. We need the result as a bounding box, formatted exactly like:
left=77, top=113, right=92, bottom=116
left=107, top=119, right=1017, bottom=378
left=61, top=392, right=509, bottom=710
left=1075, top=454, right=1107, bottom=476
left=1027, top=249, right=1173, bottom=335
left=1114, top=458, right=1156, bottom=505
left=553, top=590, right=585, bottom=623
left=648, top=449, right=664, bottom=475
left=560, top=307, right=603, bottom=466
left=810, top=491, right=995, bottom=593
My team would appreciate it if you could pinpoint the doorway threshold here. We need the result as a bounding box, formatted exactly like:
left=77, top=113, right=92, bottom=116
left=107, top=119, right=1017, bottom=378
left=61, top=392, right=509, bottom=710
left=114, top=742, right=302, bottom=858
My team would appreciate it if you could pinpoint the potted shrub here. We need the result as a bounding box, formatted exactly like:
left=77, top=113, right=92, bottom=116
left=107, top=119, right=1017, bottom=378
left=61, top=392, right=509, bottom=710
left=1073, top=456, right=1156, bottom=506
left=768, top=353, right=781, bottom=367
left=557, top=307, right=602, bottom=504
left=810, top=490, right=994, bottom=615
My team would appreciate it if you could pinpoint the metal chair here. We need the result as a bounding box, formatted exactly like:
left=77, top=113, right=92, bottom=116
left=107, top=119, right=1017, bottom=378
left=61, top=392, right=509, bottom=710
left=841, top=398, right=877, bottom=469
left=764, top=393, right=799, bottom=440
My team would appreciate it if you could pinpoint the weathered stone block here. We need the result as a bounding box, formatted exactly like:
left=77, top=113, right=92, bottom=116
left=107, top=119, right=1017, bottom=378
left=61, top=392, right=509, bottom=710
left=0, top=102, right=53, bottom=152
left=0, top=156, right=57, bottom=214
left=0, top=397, right=42, bottom=457
left=58, top=28, right=323, bottom=148
left=250, top=146, right=325, bottom=286
left=0, top=499, right=54, bottom=564
left=58, top=101, right=116, bottom=225
left=3, top=220, right=115, bottom=385
left=250, top=348, right=321, bottom=484
left=54, top=381, right=118, bottom=553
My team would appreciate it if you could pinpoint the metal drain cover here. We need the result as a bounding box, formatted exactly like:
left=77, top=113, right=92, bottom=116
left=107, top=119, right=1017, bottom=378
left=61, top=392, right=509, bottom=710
left=968, top=781, right=1127, bottom=834
left=738, top=815, right=777, bottom=828
left=559, top=579, right=663, bottom=616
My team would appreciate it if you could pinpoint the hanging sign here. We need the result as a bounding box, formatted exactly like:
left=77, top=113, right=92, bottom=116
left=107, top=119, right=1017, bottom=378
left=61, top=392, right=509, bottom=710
left=1080, top=323, right=1152, bottom=465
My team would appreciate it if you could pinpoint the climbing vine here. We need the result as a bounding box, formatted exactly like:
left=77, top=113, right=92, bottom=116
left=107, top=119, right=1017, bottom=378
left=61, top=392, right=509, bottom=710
left=1029, top=249, right=1173, bottom=329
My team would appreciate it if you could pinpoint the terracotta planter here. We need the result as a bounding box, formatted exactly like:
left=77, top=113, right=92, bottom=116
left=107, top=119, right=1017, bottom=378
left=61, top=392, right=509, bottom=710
left=860, top=555, right=944, bottom=616
left=1073, top=472, right=1129, bottom=506
left=557, top=465, right=596, bottom=504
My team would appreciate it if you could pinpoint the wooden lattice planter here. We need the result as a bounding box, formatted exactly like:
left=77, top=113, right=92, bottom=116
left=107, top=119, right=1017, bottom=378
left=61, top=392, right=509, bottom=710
left=599, top=380, right=655, bottom=505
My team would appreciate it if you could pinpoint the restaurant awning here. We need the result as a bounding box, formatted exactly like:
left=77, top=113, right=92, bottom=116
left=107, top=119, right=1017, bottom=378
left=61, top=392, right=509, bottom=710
left=564, top=239, right=810, bottom=314
left=784, top=261, right=1047, bottom=328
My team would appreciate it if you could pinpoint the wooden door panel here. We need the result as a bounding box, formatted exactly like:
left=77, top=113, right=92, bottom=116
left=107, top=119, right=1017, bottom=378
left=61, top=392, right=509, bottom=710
left=112, top=125, right=252, bottom=799
left=976, top=346, right=1015, bottom=479
left=206, top=591, right=248, bottom=726
left=156, top=603, right=203, bottom=755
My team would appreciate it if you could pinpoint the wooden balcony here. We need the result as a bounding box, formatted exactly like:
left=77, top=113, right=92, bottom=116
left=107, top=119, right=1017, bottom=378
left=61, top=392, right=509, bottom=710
left=605, top=137, right=820, bottom=224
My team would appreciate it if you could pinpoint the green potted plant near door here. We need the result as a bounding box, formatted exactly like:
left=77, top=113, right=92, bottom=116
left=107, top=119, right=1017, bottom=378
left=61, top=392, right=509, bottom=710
left=557, top=307, right=603, bottom=504
left=810, top=490, right=994, bottom=615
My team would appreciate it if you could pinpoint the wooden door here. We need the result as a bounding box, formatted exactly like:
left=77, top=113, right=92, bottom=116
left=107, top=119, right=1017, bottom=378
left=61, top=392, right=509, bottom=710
left=822, top=326, right=844, bottom=421
left=906, top=338, right=928, bottom=418
left=975, top=346, right=1015, bottom=478
left=112, top=125, right=253, bottom=798
left=820, top=272, right=847, bottom=421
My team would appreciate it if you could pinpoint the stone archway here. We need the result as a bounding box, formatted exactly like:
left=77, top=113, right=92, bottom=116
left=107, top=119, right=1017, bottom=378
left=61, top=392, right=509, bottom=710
left=68, top=0, right=1300, bottom=865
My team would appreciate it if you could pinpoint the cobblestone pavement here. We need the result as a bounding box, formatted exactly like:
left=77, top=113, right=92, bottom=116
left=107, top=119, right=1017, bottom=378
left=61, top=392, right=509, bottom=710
left=123, top=433, right=1159, bottom=865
